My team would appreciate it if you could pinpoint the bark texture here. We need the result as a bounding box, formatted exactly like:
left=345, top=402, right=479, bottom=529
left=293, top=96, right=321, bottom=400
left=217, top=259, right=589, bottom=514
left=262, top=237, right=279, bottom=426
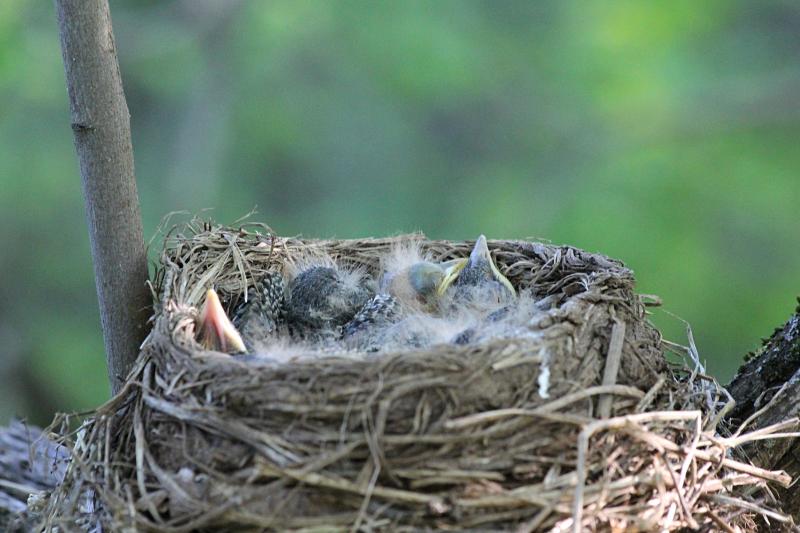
left=726, top=307, right=800, bottom=520
left=55, top=0, right=150, bottom=393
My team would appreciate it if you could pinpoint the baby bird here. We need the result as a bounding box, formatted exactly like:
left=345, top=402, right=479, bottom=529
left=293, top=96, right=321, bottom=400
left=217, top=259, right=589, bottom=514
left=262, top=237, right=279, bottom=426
left=284, top=253, right=375, bottom=341
left=232, top=271, right=287, bottom=351
left=342, top=262, right=445, bottom=339
left=450, top=290, right=541, bottom=345
left=197, top=288, right=246, bottom=354
left=384, top=260, right=452, bottom=312
left=439, top=235, right=516, bottom=308
left=342, top=242, right=460, bottom=349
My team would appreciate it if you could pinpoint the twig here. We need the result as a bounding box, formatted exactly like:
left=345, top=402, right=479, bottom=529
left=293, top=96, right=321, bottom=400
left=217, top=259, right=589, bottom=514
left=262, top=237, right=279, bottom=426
left=445, top=385, right=644, bottom=430
left=598, top=316, right=626, bottom=418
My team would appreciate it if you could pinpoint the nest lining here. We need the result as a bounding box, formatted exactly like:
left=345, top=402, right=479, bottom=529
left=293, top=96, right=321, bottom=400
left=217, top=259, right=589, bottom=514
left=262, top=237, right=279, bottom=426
left=42, top=220, right=796, bottom=532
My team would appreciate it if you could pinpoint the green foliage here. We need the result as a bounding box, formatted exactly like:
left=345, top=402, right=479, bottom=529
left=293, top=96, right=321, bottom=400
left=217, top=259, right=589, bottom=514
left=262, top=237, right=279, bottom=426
left=2, top=0, right=799, bottom=425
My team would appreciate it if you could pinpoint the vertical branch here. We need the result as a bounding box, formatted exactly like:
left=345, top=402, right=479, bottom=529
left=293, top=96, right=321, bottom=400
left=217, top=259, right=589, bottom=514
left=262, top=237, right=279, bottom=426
left=54, top=0, right=150, bottom=393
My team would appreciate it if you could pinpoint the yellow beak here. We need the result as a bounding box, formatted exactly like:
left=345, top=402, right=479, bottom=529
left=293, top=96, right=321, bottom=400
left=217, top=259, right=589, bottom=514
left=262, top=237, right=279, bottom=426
left=198, top=288, right=246, bottom=353
left=486, top=256, right=517, bottom=299
left=437, top=258, right=467, bottom=296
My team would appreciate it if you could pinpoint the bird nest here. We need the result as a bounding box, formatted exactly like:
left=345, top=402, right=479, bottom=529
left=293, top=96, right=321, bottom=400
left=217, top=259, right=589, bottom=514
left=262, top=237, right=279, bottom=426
left=42, top=220, right=796, bottom=532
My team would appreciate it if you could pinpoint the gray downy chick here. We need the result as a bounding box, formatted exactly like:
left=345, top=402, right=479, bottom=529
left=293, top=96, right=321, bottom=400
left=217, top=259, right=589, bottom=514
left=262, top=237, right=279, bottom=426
left=450, top=291, right=540, bottom=345
left=440, top=235, right=516, bottom=311
left=437, top=235, right=519, bottom=345
left=343, top=259, right=461, bottom=351
left=286, top=263, right=375, bottom=342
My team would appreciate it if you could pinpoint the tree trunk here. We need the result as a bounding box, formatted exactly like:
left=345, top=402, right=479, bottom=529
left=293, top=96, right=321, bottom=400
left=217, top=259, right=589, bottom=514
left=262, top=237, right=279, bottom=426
left=726, top=305, right=800, bottom=520
left=54, top=0, right=150, bottom=394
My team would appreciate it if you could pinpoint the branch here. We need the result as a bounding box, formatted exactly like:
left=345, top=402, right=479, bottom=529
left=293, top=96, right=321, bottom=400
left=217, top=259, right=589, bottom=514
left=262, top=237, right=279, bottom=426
left=55, top=0, right=150, bottom=393
left=726, top=305, right=800, bottom=520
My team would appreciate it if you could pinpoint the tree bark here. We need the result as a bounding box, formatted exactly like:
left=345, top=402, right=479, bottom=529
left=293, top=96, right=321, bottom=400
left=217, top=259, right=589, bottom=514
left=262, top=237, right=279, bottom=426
left=55, top=0, right=150, bottom=393
left=726, top=306, right=800, bottom=520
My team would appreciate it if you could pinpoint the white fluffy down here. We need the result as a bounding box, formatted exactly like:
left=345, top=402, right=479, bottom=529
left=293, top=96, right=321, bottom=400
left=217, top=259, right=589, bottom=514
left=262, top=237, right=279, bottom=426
left=378, top=238, right=431, bottom=292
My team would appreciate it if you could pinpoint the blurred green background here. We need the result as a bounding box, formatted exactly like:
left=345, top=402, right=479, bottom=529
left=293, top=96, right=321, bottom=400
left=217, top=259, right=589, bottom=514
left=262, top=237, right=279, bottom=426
left=1, top=0, right=799, bottom=426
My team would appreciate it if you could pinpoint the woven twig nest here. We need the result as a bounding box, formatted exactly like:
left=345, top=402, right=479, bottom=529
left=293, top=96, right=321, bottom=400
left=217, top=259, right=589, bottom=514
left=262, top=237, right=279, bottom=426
left=43, top=220, right=795, bottom=531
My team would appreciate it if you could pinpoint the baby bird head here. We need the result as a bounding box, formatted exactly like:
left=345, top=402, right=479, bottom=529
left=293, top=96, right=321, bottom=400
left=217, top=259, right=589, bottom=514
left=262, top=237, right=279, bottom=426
left=407, top=262, right=443, bottom=296
left=439, top=235, right=516, bottom=300
left=197, top=288, right=246, bottom=353
left=381, top=239, right=460, bottom=311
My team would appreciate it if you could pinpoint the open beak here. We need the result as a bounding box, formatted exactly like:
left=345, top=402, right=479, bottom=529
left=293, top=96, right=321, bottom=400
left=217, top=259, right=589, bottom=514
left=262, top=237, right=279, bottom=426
left=198, top=288, right=246, bottom=353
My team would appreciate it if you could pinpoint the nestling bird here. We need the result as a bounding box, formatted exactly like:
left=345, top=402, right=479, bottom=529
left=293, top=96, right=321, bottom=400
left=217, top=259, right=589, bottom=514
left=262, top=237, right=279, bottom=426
left=232, top=271, right=287, bottom=351
left=284, top=253, right=375, bottom=341
left=342, top=242, right=462, bottom=350
left=439, top=234, right=516, bottom=308
left=342, top=293, right=401, bottom=341
left=197, top=288, right=246, bottom=354
left=449, top=290, right=543, bottom=345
